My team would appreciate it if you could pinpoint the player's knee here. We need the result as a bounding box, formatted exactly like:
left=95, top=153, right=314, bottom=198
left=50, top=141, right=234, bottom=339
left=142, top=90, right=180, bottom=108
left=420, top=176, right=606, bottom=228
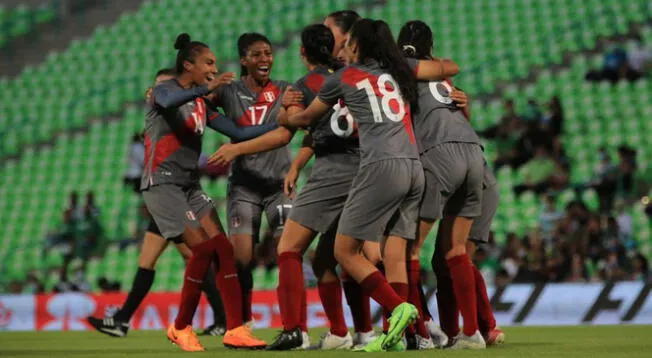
left=138, top=259, right=156, bottom=270
left=277, top=239, right=303, bottom=255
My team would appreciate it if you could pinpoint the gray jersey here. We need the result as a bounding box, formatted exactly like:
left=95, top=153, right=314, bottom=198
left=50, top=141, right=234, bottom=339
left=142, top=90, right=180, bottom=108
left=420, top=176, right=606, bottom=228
left=141, top=79, right=212, bottom=189
left=318, top=60, right=419, bottom=166
left=213, top=79, right=292, bottom=184
left=407, top=59, right=481, bottom=153
left=294, top=66, right=359, bottom=156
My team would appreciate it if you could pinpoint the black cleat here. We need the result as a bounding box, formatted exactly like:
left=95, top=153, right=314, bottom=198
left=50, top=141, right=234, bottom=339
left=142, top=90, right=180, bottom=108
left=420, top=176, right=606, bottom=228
left=200, top=323, right=226, bottom=336
left=87, top=316, right=129, bottom=338
left=265, top=328, right=303, bottom=351
left=406, top=333, right=418, bottom=350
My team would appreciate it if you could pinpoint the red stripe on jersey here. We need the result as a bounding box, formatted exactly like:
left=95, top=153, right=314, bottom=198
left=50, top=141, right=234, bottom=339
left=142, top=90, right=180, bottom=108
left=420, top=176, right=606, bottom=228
left=152, top=133, right=181, bottom=172
left=413, top=61, right=420, bottom=76
left=305, top=73, right=325, bottom=94
left=403, top=107, right=416, bottom=144
left=236, top=81, right=282, bottom=126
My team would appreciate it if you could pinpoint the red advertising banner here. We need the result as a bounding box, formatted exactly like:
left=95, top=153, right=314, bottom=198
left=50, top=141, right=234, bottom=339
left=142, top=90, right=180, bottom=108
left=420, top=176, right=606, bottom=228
left=32, top=289, right=325, bottom=331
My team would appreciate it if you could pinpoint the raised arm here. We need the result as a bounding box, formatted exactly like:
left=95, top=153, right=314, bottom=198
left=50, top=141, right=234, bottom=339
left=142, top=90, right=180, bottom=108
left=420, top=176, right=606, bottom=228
left=413, top=58, right=460, bottom=81
left=153, top=84, right=210, bottom=109
left=282, top=98, right=331, bottom=129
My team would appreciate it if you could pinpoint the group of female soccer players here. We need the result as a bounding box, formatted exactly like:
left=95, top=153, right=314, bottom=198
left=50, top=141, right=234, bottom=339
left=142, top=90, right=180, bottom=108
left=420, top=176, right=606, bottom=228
left=87, top=10, right=505, bottom=352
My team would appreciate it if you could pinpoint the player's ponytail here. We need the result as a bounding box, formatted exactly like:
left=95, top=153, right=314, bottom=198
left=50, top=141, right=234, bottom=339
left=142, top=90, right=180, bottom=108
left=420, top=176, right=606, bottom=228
left=174, top=33, right=208, bottom=74
left=237, top=32, right=272, bottom=77
left=301, top=24, right=338, bottom=70
left=397, top=21, right=434, bottom=60
left=349, top=19, right=419, bottom=113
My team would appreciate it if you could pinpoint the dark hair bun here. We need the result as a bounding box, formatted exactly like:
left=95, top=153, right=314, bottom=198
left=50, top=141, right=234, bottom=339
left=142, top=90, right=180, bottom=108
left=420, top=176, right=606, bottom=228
left=174, top=33, right=191, bottom=50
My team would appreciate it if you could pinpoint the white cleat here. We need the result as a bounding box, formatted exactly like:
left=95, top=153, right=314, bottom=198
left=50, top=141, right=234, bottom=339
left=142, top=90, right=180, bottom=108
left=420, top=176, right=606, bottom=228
left=450, top=330, right=486, bottom=350
left=425, top=319, right=449, bottom=348
left=416, top=334, right=436, bottom=350
left=295, top=331, right=311, bottom=350
left=352, top=330, right=378, bottom=350
left=315, top=331, right=353, bottom=350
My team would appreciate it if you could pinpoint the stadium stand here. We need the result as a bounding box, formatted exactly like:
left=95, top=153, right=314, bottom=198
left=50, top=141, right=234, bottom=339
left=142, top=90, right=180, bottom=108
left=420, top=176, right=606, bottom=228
left=0, top=0, right=650, bottom=293
left=0, top=2, right=58, bottom=48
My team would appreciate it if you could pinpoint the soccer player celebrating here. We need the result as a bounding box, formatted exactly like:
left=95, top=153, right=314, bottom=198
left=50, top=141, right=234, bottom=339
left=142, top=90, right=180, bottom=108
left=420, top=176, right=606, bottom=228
left=208, top=33, right=301, bottom=327
left=210, top=23, right=361, bottom=351
left=281, top=19, right=459, bottom=352
left=87, top=64, right=278, bottom=339
left=143, top=33, right=267, bottom=351
left=398, top=20, right=504, bottom=348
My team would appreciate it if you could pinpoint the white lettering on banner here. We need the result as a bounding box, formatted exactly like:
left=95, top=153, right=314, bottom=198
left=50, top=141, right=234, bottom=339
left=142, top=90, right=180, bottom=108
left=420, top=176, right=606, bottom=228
left=43, top=293, right=95, bottom=331
left=1, top=283, right=651, bottom=331
left=140, top=305, right=164, bottom=330
left=0, top=295, right=35, bottom=331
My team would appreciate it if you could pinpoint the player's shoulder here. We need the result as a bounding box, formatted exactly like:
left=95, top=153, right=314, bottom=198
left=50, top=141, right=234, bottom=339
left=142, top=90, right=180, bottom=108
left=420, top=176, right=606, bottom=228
left=297, top=67, right=333, bottom=94
left=271, top=79, right=291, bottom=89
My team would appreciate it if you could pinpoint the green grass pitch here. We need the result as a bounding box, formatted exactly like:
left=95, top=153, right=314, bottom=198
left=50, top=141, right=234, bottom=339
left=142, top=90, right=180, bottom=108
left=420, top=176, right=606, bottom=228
left=1, top=326, right=651, bottom=357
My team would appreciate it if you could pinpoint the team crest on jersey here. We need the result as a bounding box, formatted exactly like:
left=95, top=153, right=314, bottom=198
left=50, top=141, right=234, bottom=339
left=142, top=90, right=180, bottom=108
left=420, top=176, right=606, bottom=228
left=263, top=91, right=275, bottom=103
left=185, top=211, right=196, bottom=221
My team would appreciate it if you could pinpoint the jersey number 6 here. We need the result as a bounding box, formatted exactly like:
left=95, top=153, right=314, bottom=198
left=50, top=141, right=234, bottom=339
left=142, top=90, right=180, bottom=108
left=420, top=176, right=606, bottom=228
left=330, top=102, right=355, bottom=138
left=356, top=74, right=406, bottom=123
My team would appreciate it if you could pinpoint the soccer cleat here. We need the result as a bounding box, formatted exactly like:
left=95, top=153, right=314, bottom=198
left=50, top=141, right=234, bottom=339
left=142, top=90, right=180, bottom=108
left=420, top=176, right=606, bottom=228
left=87, top=316, right=129, bottom=338
left=352, top=330, right=378, bottom=348
left=200, top=323, right=226, bottom=336
left=265, top=327, right=302, bottom=351
left=313, top=331, right=353, bottom=350
left=223, top=324, right=267, bottom=349
left=387, top=337, right=407, bottom=352
left=416, top=334, right=436, bottom=350
left=167, top=324, right=206, bottom=352
left=425, top=319, right=449, bottom=348
left=485, top=328, right=505, bottom=346
left=449, top=330, right=486, bottom=350
left=382, top=302, right=418, bottom=350
left=296, top=331, right=311, bottom=350
left=353, top=333, right=385, bottom=352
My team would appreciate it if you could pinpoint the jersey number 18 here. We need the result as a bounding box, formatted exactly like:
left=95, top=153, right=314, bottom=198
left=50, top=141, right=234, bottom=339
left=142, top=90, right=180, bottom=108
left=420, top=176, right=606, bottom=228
left=356, top=74, right=406, bottom=123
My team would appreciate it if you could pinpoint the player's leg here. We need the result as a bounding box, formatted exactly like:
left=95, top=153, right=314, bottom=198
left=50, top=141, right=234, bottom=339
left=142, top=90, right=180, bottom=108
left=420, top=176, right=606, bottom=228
left=87, top=225, right=167, bottom=337
left=191, top=188, right=266, bottom=348
left=467, top=177, right=504, bottom=346
left=173, top=241, right=226, bottom=336
left=338, top=160, right=421, bottom=352
left=344, top=241, right=376, bottom=345
left=227, top=185, right=263, bottom=325
left=310, top=225, right=353, bottom=350
left=439, top=145, right=486, bottom=349
left=266, top=218, right=318, bottom=350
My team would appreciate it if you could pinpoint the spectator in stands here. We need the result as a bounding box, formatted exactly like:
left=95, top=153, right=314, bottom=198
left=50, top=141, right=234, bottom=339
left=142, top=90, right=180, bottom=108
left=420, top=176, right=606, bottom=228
left=542, top=96, right=564, bottom=137
left=587, top=147, right=619, bottom=212
left=124, top=132, right=145, bottom=194
left=614, top=200, right=633, bottom=246
left=539, top=194, right=564, bottom=240
left=73, top=192, right=103, bottom=266
left=21, top=272, right=44, bottom=294
left=627, top=35, right=651, bottom=81
left=119, top=203, right=151, bottom=249
left=481, top=99, right=523, bottom=140
left=44, top=191, right=82, bottom=254
left=585, top=41, right=628, bottom=83
left=630, top=253, right=649, bottom=282
left=617, top=145, right=637, bottom=196
left=521, top=99, right=542, bottom=123
left=513, top=146, right=558, bottom=195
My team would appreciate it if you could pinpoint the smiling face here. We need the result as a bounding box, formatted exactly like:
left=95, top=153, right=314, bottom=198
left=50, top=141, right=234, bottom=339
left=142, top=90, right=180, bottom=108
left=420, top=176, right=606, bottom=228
left=241, top=41, right=273, bottom=83
left=187, top=48, right=218, bottom=86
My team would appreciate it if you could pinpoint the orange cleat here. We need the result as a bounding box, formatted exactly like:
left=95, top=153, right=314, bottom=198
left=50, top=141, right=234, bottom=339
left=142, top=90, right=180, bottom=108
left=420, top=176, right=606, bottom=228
left=223, top=324, right=267, bottom=349
left=485, top=328, right=505, bottom=346
left=167, top=324, right=206, bottom=352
